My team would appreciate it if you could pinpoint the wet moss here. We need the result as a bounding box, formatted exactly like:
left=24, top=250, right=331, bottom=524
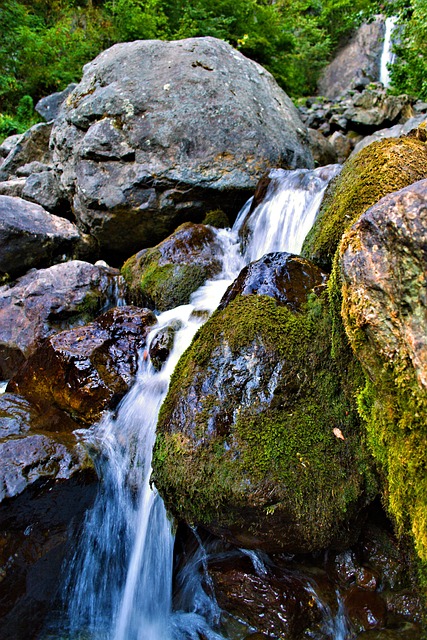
left=154, top=294, right=377, bottom=551
left=202, top=209, right=230, bottom=228
left=302, top=137, right=427, bottom=271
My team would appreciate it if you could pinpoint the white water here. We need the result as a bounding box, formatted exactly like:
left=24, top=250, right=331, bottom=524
left=380, top=16, right=398, bottom=87
left=55, top=164, right=345, bottom=639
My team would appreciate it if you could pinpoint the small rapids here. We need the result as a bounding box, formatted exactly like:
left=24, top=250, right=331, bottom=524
left=43, top=165, right=351, bottom=640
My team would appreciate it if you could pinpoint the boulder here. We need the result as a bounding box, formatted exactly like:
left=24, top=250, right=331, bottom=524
left=153, top=256, right=376, bottom=553
left=0, top=196, right=80, bottom=279
left=218, top=252, right=327, bottom=311
left=15, top=161, right=52, bottom=177
left=21, top=170, right=67, bottom=214
left=0, top=133, right=24, bottom=159
left=0, top=260, right=122, bottom=379
left=350, top=114, right=427, bottom=156
left=307, top=128, right=338, bottom=166
left=0, top=123, right=52, bottom=181
left=0, top=178, right=26, bottom=198
left=8, top=306, right=157, bottom=425
left=342, top=88, right=412, bottom=133
left=122, top=222, right=223, bottom=311
left=318, top=18, right=385, bottom=99
left=329, top=131, right=353, bottom=163
left=51, top=37, right=313, bottom=264
left=35, top=83, right=78, bottom=122
left=302, top=135, right=427, bottom=271
left=339, top=179, right=427, bottom=565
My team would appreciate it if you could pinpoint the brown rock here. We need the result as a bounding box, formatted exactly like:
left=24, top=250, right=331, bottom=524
left=8, top=306, right=157, bottom=425
left=308, top=128, right=338, bottom=166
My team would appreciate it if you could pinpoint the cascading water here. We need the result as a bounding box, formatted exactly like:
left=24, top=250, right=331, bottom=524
left=380, top=16, right=398, bottom=87
left=46, top=164, right=346, bottom=640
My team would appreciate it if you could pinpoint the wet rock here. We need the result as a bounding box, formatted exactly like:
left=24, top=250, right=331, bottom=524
left=153, top=260, right=376, bottom=553
left=344, top=586, right=387, bottom=631
left=0, top=123, right=52, bottom=181
left=219, top=252, right=327, bottom=311
left=208, top=555, right=323, bottom=638
left=302, top=136, right=427, bottom=271
left=149, top=321, right=182, bottom=370
left=0, top=469, right=97, bottom=640
left=307, top=128, right=338, bottom=166
left=51, top=37, right=313, bottom=263
left=35, top=83, right=77, bottom=122
left=0, top=196, right=80, bottom=279
left=122, top=222, right=223, bottom=312
left=0, top=260, right=122, bottom=379
left=318, top=19, right=386, bottom=99
left=8, top=306, right=157, bottom=426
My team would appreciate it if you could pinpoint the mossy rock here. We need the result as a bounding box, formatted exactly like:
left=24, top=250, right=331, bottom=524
left=301, top=136, right=427, bottom=272
left=153, top=293, right=377, bottom=553
left=202, top=209, right=230, bottom=228
left=337, top=179, right=427, bottom=576
left=121, top=222, right=222, bottom=312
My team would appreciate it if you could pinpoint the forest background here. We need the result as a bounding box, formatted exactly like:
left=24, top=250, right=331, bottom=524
left=1, top=0, right=426, bottom=141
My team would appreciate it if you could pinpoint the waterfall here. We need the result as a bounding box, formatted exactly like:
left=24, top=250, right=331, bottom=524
left=380, top=16, right=398, bottom=87
left=46, top=164, right=342, bottom=639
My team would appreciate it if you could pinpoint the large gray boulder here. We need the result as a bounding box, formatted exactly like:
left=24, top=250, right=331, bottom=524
left=0, top=260, right=122, bottom=379
left=318, top=18, right=386, bottom=98
left=0, top=196, right=80, bottom=278
left=51, top=37, right=313, bottom=263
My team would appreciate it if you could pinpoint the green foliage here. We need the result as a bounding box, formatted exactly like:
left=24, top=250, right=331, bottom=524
left=389, top=0, right=427, bottom=100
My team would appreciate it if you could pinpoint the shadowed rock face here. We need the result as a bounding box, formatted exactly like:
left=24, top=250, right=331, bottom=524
left=51, top=37, right=313, bottom=264
left=0, top=195, right=80, bottom=279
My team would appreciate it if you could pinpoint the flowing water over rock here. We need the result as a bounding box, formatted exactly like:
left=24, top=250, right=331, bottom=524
left=380, top=17, right=398, bottom=87
left=43, top=165, right=350, bottom=639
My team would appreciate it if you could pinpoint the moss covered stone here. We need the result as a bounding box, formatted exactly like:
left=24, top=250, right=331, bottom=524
left=338, top=179, right=427, bottom=570
left=202, top=209, right=230, bottom=228
left=121, top=222, right=223, bottom=312
left=153, top=293, right=377, bottom=553
left=301, top=136, right=427, bottom=272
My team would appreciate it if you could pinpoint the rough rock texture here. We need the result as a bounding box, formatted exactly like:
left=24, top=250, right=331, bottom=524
left=351, top=114, right=427, bottom=156
left=0, top=134, right=23, bottom=159
left=122, top=222, right=223, bottom=311
left=8, top=306, right=157, bottom=425
left=0, top=178, right=26, bottom=198
left=153, top=257, right=376, bottom=553
left=307, top=128, right=338, bottom=166
left=0, top=260, right=122, bottom=379
left=0, top=196, right=80, bottom=278
left=51, top=37, right=313, bottom=263
left=21, top=170, right=66, bottom=213
left=329, top=131, right=352, bottom=163
left=219, top=252, right=327, bottom=311
left=342, top=90, right=412, bottom=133
left=0, top=123, right=52, bottom=181
left=318, top=18, right=386, bottom=98
left=302, top=136, right=427, bottom=271
left=35, top=83, right=77, bottom=122
left=339, top=179, right=427, bottom=563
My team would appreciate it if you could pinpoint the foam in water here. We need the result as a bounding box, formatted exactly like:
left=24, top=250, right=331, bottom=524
left=49, top=164, right=344, bottom=639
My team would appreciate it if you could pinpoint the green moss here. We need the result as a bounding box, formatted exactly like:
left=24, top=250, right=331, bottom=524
left=154, top=294, right=377, bottom=549
left=302, top=137, right=427, bottom=271
left=202, top=209, right=230, bottom=228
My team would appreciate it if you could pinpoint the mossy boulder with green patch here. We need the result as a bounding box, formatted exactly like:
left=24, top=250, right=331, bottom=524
left=302, top=136, right=427, bottom=272
left=153, top=261, right=377, bottom=553
left=122, top=222, right=223, bottom=312
left=338, top=179, right=427, bottom=566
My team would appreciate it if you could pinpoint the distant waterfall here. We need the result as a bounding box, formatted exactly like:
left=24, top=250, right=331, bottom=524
left=380, top=16, right=398, bottom=87
left=44, top=163, right=343, bottom=640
